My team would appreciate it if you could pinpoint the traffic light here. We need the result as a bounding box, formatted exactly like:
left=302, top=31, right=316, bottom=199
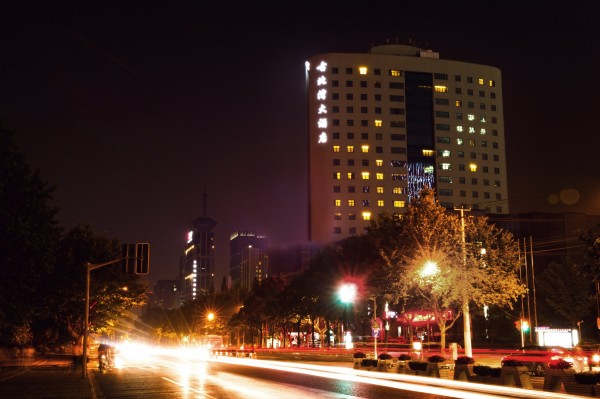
left=135, top=243, right=150, bottom=274
left=121, top=243, right=150, bottom=274
left=521, top=320, right=530, bottom=333
left=121, top=243, right=136, bottom=274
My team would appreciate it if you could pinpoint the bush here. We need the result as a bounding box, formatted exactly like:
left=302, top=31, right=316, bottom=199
left=398, top=354, right=412, bottom=361
left=501, top=359, right=523, bottom=367
left=549, top=359, right=572, bottom=369
left=427, top=355, right=446, bottom=363
left=408, top=361, right=428, bottom=371
left=455, top=356, right=475, bottom=365
left=378, top=353, right=392, bottom=360
left=575, top=372, right=600, bottom=384
left=353, top=351, right=367, bottom=359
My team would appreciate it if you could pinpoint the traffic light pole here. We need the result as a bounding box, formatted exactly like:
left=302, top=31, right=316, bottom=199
left=81, top=244, right=149, bottom=378
left=81, top=259, right=121, bottom=379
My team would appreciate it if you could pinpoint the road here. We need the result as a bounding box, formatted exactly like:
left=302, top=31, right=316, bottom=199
left=0, top=346, right=572, bottom=399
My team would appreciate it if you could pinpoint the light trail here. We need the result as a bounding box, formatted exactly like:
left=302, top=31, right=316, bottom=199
left=210, top=357, right=577, bottom=399
left=112, top=344, right=577, bottom=399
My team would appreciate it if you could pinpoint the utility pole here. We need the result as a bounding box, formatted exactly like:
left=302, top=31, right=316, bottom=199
left=455, top=206, right=472, bottom=358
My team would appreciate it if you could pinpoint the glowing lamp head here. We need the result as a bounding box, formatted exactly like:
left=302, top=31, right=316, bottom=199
left=339, top=283, right=357, bottom=303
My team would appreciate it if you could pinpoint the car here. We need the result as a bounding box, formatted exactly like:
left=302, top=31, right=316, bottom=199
left=501, top=345, right=587, bottom=376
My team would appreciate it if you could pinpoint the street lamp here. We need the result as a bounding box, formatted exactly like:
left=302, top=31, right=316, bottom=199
left=339, top=283, right=357, bottom=349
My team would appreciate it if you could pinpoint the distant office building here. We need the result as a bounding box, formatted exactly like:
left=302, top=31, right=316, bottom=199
left=264, top=242, right=313, bottom=278
left=306, top=44, right=508, bottom=244
left=150, top=280, right=180, bottom=309
left=181, top=193, right=217, bottom=301
left=490, top=211, right=600, bottom=271
left=229, top=231, right=269, bottom=291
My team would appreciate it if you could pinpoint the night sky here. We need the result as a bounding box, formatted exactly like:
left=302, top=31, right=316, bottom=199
left=2, top=1, right=598, bottom=286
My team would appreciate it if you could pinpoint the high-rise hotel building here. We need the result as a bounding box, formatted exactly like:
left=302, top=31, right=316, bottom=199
left=307, top=44, right=508, bottom=245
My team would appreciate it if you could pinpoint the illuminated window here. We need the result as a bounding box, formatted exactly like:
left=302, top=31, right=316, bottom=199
left=480, top=128, right=486, bottom=135
left=480, top=116, right=486, bottom=123
left=359, top=66, right=367, bottom=75
left=334, top=199, right=341, bottom=206
left=468, top=114, right=475, bottom=121
left=469, top=163, right=478, bottom=172
left=489, top=80, right=495, bottom=87
left=390, top=69, right=401, bottom=77
left=457, top=138, right=463, bottom=145
left=422, top=149, right=434, bottom=156
left=478, top=78, right=484, bottom=85
left=333, top=146, right=340, bottom=152
left=361, top=172, right=370, bottom=180
left=376, top=159, right=383, bottom=166
left=434, top=85, right=448, bottom=93
left=469, top=140, right=476, bottom=146
left=376, top=173, right=384, bottom=180
left=362, top=211, right=372, bottom=220
left=347, top=172, right=355, bottom=179
left=348, top=199, right=355, bottom=206
left=455, top=100, right=462, bottom=107
left=424, top=165, right=434, bottom=174
left=440, top=163, right=451, bottom=170
left=440, top=150, right=451, bottom=157
left=456, top=126, right=463, bottom=132
left=377, top=186, right=384, bottom=193
left=377, top=200, right=384, bottom=207
left=469, top=127, right=475, bottom=133
left=361, top=145, right=369, bottom=153
left=374, top=120, right=383, bottom=127
left=334, top=172, right=341, bottom=179
left=347, top=146, right=354, bottom=152
left=393, top=201, right=406, bottom=208
left=393, top=187, right=404, bottom=194
left=334, top=213, right=341, bottom=220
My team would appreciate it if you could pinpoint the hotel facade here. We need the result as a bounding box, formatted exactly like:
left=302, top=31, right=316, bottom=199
left=307, top=44, right=509, bottom=245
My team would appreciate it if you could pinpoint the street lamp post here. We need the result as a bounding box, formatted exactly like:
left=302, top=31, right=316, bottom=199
left=339, top=283, right=357, bottom=349
left=371, top=297, right=378, bottom=359
left=456, top=206, right=473, bottom=358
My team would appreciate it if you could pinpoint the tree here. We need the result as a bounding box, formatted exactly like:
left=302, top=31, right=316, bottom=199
left=39, top=224, right=148, bottom=344
left=372, top=188, right=526, bottom=351
left=537, top=258, right=593, bottom=327
left=0, top=123, right=61, bottom=346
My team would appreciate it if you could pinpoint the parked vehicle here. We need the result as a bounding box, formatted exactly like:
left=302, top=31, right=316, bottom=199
left=501, top=345, right=587, bottom=376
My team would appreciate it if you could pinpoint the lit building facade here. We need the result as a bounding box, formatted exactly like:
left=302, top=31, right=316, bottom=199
left=229, top=231, right=269, bottom=291
left=181, top=194, right=217, bottom=301
left=307, top=44, right=509, bottom=244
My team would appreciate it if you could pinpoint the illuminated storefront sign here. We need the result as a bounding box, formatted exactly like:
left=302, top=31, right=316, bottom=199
left=402, top=310, right=453, bottom=326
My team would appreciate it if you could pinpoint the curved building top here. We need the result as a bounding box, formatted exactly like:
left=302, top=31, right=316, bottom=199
left=368, top=44, right=440, bottom=59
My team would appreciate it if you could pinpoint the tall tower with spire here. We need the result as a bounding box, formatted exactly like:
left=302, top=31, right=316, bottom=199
left=181, top=189, right=217, bottom=301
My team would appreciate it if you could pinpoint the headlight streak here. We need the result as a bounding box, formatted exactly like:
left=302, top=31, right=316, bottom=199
left=163, top=367, right=362, bottom=399
left=209, top=358, right=577, bottom=399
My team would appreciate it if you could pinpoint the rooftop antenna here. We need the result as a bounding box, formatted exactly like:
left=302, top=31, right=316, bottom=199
left=202, top=185, right=208, bottom=217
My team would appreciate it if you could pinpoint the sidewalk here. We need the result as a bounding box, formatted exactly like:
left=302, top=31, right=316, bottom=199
left=0, top=354, right=97, bottom=399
